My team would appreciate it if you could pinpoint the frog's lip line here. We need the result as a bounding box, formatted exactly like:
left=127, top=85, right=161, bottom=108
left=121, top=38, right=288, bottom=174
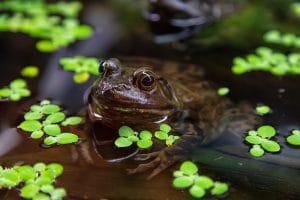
left=100, top=104, right=174, bottom=115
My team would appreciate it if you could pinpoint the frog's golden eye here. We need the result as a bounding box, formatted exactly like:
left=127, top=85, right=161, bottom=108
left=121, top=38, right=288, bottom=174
left=135, top=70, right=157, bottom=91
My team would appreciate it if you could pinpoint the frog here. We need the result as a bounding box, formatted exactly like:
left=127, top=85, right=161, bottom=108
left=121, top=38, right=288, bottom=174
left=87, top=57, right=261, bottom=179
left=145, top=0, right=238, bottom=43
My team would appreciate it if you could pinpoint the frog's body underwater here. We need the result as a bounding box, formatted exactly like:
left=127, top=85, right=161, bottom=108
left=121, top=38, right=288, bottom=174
left=87, top=57, right=260, bottom=179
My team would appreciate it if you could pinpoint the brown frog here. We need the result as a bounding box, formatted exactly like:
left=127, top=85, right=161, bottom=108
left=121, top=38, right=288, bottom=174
left=87, top=57, right=260, bottom=179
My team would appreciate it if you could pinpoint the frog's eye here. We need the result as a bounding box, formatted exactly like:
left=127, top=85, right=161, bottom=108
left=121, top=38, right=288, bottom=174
left=135, top=71, right=157, bottom=91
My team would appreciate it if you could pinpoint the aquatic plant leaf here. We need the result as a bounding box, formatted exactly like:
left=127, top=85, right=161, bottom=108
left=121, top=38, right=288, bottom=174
left=14, top=88, right=31, bottom=97
left=56, top=133, right=79, bottom=144
left=115, top=137, right=133, bottom=148
left=217, top=87, right=230, bottom=96
left=73, top=72, right=90, bottom=83
left=287, top=134, right=300, bottom=145
left=194, top=176, right=214, bottom=189
left=21, top=66, right=39, bottom=78
left=10, top=93, right=21, bottom=101
left=36, top=40, right=57, bottom=52
left=46, top=163, right=64, bottom=178
left=34, top=163, right=47, bottom=172
left=45, top=112, right=66, bottom=124
left=74, top=25, right=93, bottom=39
left=155, top=130, right=168, bottom=140
left=40, top=184, right=55, bottom=193
left=21, top=184, right=40, bottom=199
left=44, top=136, right=57, bottom=146
left=19, top=120, right=42, bottom=132
left=128, top=135, right=139, bottom=142
left=248, top=130, right=258, bottom=136
left=35, top=176, right=52, bottom=186
left=245, top=135, right=261, bottom=145
left=43, top=124, right=61, bottom=136
left=250, top=145, right=264, bottom=157
left=189, top=185, right=206, bottom=198
left=31, top=105, right=43, bottom=112
left=118, top=126, right=134, bottom=137
left=256, top=105, right=271, bottom=115
left=61, top=116, right=82, bottom=126
left=10, top=79, right=26, bottom=89
left=24, top=111, right=43, bottom=120
left=166, top=135, right=180, bottom=146
left=173, top=170, right=184, bottom=178
left=173, top=176, right=194, bottom=189
left=139, top=130, right=152, bottom=140
left=211, top=182, right=228, bottom=196
left=292, top=130, right=300, bottom=135
left=40, top=100, right=51, bottom=105
left=137, top=139, right=153, bottom=149
left=50, top=188, right=66, bottom=200
left=261, top=140, right=280, bottom=152
left=0, top=88, right=12, bottom=97
left=159, top=123, right=171, bottom=133
left=180, top=161, right=198, bottom=176
left=0, top=169, right=21, bottom=187
left=42, top=104, right=60, bottom=114
left=15, top=165, right=36, bottom=181
left=32, top=193, right=50, bottom=200
left=257, top=125, right=276, bottom=138
left=30, top=130, right=44, bottom=139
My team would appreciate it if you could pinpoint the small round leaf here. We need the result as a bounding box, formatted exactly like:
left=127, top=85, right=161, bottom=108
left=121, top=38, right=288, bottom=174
left=287, top=134, right=300, bottom=145
left=114, top=137, right=133, bottom=148
left=180, top=161, right=198, bottom=175
left=245, top=135, right=262, bottom=145
left=172, top=176, right=194, bottom=189
left=159, top=123, right=172, bottom=133
left=56, top=133, right=79, bottom=144
left=257, top=125, right=276, bottom=138
left=189, top=185, right=206, bottom=198
left=118, top=126, right=134, bottom=137
left=19, top=120, right=42, bottom=132
left=45, top=112, right=66, bottom=124
left=261, top=140, right=280, bottom=152
left=137, top=139, right=153, bottom=149
left=154, top=131, right=168, bottom=140
left=44, top=124, right=61, bottom=136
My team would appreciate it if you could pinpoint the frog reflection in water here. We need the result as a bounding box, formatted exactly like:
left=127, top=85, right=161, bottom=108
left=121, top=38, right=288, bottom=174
left=87, top=58, right=260, bottom=179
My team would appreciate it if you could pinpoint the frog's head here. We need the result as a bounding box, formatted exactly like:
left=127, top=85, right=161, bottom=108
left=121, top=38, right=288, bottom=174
left=88, top=58, right=181, bottom=129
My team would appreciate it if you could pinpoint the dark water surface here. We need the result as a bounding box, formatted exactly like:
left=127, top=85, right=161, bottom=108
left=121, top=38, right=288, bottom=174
left=0, top=1, right=300, bottom=200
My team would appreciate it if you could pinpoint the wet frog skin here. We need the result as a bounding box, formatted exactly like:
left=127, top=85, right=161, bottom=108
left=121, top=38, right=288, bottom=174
left=88, top=57, right=260, bottom=179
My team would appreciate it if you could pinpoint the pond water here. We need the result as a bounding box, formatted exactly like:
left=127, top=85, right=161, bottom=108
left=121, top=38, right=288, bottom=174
left=0, top=1, right=300, bottom=200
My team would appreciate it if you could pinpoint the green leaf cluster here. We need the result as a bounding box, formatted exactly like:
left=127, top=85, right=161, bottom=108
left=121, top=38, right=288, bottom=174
left=245, top=125, right=280, bottom=157
left=0, top=162, right=66, bottom=200
left=217, top=87, right=230, bottom=96
left=0, top=0, right=93, bottom=52
left=287, top=129, right=300, bottom=146
left=173, top=161, right=229, bottom=199
left=21, top=66, right=40, bottom=78
left=232, top=30, right=300, bottom=76
left=0, top=79, right=31, bottom=101
left=18, top=100, right=82, bottom=147
left=59, top=56, right=100, bottom=83
left=114, top=124, right=180, bottom=149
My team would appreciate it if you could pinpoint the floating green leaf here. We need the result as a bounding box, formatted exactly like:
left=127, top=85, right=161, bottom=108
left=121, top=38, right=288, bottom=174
left=0, top=169, right=21, bottom=187
left=137, top=139, right=153, bottom=149
left=180, top=161, right=198, bottom=176
left=189, top=185, right=206, bottom=198
left=20, top=184, right=40, bottom=199
left=139, top=130, right=152, bottom=140
left=160, top=123, right=171, bottom=133
left=211, top=182, right=229, bottom=196
left=45, top=112, right=66, bottom=124
left=256, top=105, right=271, bottom=115
left=217, top=87, right=230, bottom=96
left=114, top=137, right=133, bottom=148
left=61, top=116, right=82, bottom=126
left=34, top=163, right=47, bottom=173
left=56, top=133, right=79, bottom=144
left=257, top=125, right=276, bottom=138
left=287, top=134, right=300, bottom=145
left=44, top=136, right=57, bottom=146
left=194, top=176, right=214, bottom=189
left=10, top=79, right=26, bottom=89
left=43, top=124, right=61, bottom=136
left=155, top=130, right=168, bottom=140
left=31, top=130, right=44, bottom=139
left=245, top=135, right=261, bottom=145
left=42, top=104, right=60, bottom=114
left=24, top=111, right=43, bottom=120
left=19, top=120, right=42, bottom=132
left=50, top=188, right=66, bottom=200
left=73, top=72, right=90, bottom=83
left=21, top=66, right=39, bottom=78
left=250, top=145, right=264, bottom=157
left=119, top=126, right=134, bottom=137
left=173, top=176, right=194, bottom=189
left=261, top=140, right=280, bottom=152
left=15, top=165, right=35, bottom=181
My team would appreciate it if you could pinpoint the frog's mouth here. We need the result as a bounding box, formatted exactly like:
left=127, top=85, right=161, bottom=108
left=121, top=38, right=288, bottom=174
left=87, top=97, right=176, bottom=128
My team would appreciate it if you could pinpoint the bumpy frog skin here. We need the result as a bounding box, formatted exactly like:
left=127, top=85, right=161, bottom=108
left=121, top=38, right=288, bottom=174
left=88, top=58, right=260, bottom=179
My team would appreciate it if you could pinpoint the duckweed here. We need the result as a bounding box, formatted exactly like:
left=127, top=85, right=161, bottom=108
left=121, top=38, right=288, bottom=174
left=0, top=0, right=93, bottom=52
left=286, top=129, right=300, bottom=145
left=0, top=79, right=31, bottom=101
left=21, top=66, right=40, bottom=78
left=18, top=100, right=82, bottom=147
left=114, top=123, right=180, bottom=149
left=232, top=30, right=300, bottom=76
left=256, top=105, right=271, bottom=115
left=245, top=125, right=280, bottom=157
left=0, top=163, right=66, bottom=200
left=217, top=87, right=230, bottom=96
left=59, top=56, right=100, bottom=83
left=172, top=161, right=229, bottom=199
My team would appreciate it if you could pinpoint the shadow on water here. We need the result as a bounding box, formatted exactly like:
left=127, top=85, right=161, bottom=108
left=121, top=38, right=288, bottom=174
left=0, top=1, right=300, bottom=200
